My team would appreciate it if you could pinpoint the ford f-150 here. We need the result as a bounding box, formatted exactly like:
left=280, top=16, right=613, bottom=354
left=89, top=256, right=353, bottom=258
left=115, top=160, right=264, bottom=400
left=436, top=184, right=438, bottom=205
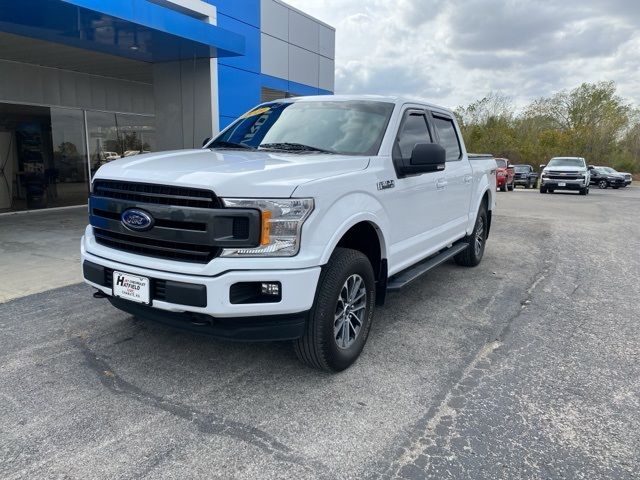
left=82, top=95, right=497, bottom=371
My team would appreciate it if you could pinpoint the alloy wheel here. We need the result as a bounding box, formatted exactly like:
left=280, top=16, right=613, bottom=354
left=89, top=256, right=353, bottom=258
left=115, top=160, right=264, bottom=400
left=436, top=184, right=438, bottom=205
left=334, top=274, right=367, bottom=349
left=474, top=216, right=485, bottom=256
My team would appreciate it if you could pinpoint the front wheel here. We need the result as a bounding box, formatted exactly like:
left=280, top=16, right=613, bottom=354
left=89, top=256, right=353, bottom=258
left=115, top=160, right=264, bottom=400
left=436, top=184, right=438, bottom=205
left=455, top=204, right=487, bottom=267
left=540, top=185, right=547, bottom=194
left=579, top=187, right=588, bottom=195
left=598, top=180, right=608, bottom=189
left=294, top=248, right=375, bottom=372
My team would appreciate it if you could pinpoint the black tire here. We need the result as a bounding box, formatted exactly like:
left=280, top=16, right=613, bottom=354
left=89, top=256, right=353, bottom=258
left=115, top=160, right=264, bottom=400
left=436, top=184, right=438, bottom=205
left=579, top=187, right=588, bottom=195
left=598, top=180, right=608, bottom=189
left=455, top=204, right=487, bottom=267
left=500, top=182, right=507, bottom=192
left=294, top=248, right=376, bottom=372
left=507, top=181, right=514, bottom=191
left=540, top=186, right=547, bottom=194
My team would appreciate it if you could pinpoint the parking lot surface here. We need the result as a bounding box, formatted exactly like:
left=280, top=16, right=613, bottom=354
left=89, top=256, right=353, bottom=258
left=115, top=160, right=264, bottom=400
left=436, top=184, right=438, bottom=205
left=1, top=187, right=639, bottom=479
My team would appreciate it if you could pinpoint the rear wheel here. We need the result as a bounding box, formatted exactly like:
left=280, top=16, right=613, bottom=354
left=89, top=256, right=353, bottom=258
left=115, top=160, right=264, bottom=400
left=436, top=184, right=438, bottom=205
left=294, top=248, right=375, bottom=372
left=455, top=204, right=487, bottom=267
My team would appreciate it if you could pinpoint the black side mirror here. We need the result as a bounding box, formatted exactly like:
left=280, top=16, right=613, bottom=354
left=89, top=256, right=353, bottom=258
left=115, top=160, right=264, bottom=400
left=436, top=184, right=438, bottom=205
left=400, top=143, right=446, bottom=175
left=588, top=165, right=594, bottom=170
left=202, top=137, right=211, bottom=147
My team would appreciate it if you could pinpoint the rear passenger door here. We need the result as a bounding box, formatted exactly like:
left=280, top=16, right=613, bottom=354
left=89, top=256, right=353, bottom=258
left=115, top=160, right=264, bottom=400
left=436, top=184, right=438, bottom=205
left=430, top=112, right=472, bottom=239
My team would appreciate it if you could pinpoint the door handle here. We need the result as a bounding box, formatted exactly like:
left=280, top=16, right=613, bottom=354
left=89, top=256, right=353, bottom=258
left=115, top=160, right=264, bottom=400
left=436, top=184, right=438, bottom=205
left=464, top=174, right=473, bottom=184
left=436, top=178, right=447, bottom=190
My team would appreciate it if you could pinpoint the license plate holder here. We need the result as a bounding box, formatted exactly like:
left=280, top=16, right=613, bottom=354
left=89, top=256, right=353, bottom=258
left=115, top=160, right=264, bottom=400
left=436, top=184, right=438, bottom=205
left=558, top=182, right=566, bottom=187
left=113, top=271, right=151, bottom=305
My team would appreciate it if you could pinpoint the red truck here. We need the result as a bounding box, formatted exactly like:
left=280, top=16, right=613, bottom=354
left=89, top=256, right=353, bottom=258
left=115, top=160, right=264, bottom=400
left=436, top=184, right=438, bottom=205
left=495, top=158, right=514, bottom=192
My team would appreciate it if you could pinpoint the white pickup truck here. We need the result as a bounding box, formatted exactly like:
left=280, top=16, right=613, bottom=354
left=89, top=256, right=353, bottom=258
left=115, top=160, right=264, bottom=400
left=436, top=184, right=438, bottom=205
left=82, top=95, right=496, bottom=371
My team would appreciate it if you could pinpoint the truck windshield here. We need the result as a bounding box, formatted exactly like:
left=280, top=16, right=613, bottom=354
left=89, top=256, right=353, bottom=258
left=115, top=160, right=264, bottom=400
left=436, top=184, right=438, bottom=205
left=495, top=159, right=508, bottom=168
left=547, top=158, right=585, bottom=168
left=514, top=165, right=529, bottom=172
left=208, top=100, right=395, bottom=156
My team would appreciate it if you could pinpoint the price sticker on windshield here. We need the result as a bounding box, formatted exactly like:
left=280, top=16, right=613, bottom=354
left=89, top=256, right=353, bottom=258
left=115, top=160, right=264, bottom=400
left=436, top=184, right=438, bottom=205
left=241, top=107, right=271, bottom=119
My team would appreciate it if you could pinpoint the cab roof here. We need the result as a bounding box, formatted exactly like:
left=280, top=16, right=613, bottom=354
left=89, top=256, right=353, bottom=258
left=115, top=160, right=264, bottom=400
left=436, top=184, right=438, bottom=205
left=276, top=94, right=456, bottom=117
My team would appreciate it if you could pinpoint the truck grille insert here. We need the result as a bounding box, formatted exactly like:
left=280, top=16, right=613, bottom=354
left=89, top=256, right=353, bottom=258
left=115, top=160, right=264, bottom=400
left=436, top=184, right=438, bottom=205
left=90, top=180, right=261, bottom=264
left=93, top=180, right=221, bottom=209
left=94, top=228, right=217, bottom=263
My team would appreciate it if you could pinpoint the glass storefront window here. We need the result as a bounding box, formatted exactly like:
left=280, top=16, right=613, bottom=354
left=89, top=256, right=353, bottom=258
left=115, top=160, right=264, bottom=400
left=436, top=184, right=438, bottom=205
left=116, top=113, right=155, bottom=159
left=86, top=111, right=120, bottom=179
left=1, top=102, right=155, bottom=211
left=86, top=111, right=155, bottom=179
left=50, top=108, right=88, bottom=206
left=0, top=103, right=88, bottom=211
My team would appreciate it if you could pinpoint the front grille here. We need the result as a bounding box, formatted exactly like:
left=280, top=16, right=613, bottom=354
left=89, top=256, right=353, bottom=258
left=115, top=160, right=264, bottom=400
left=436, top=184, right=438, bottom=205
left=94, top=227, right=218, bottom=263
left=90, top=180, right=260, bottom=264
left=546, top=171, right=582, bottom=180
left=93, top=180, right=221, bottom=209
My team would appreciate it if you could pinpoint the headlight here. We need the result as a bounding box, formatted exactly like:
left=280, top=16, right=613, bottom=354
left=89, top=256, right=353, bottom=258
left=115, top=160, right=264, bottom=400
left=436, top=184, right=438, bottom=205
left=220, top=198, right=314, bottom=257
left=497, top=171, right=506, bottom=177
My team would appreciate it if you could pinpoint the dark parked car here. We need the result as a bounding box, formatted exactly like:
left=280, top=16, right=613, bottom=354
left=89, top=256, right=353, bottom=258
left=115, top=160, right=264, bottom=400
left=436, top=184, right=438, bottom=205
left=513, top=164, right=538, bottom=189
left=589, top=166, right=626, bottom=189
left=603, top=167, right=632, bottom=186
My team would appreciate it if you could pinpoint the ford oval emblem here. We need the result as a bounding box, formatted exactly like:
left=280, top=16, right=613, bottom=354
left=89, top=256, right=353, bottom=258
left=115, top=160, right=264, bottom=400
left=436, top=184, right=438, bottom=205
left=121, top=209, right=154, bottom=232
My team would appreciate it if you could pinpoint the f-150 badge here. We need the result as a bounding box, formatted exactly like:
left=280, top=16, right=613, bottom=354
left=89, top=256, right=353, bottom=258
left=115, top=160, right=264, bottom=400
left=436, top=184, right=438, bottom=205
left=377, top=180, right=395, bottom=190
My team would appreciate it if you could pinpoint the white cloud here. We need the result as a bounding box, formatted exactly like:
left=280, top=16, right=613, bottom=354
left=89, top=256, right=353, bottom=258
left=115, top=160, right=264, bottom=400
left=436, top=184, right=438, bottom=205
left=285, top=0, right=640, bottom=109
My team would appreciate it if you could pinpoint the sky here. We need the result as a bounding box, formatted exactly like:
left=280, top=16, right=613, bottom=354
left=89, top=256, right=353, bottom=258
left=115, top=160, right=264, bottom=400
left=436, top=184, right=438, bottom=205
left=285, top=0, right=640, bottom=110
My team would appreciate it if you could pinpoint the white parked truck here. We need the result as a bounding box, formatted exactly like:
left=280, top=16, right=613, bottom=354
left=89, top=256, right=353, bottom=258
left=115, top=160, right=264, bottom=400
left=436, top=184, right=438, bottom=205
left=82, top=95, right=497, bottom=371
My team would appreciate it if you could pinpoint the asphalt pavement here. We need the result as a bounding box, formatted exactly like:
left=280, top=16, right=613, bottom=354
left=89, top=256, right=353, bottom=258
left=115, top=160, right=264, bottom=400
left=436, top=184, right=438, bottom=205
left=1, top=186, right=639, bottom=479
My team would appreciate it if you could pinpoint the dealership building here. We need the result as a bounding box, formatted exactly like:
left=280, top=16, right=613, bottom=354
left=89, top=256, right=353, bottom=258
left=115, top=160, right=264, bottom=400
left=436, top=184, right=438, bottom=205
left=0, top=0, right=335, bottom=212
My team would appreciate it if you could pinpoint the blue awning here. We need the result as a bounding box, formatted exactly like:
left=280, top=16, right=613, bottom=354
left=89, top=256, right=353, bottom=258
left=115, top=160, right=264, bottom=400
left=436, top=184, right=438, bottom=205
left=0, top=0, right=245, bottom=62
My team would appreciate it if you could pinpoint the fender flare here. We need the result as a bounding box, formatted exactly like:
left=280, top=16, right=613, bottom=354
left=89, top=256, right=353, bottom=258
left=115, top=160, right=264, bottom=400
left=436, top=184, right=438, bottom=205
left=319, top=212, right=389, bottom=266
left=466, top=183, right=493, bottom=235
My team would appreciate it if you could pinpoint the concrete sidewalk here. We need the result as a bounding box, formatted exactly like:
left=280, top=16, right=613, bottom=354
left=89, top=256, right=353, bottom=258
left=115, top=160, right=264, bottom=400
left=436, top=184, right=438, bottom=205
left=0, top=206, right=86, bottom=303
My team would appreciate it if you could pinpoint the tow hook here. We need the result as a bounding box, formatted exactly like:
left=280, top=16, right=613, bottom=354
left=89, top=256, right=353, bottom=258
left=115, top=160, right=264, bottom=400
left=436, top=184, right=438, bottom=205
left=93, top=289, right=109, bottom=299
left=190, top=313, right=213, bottom=326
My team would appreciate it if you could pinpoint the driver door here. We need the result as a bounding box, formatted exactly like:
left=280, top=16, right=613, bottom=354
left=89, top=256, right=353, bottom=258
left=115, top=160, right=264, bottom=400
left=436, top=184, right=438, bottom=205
left=384, top=108, right=443, bottom=273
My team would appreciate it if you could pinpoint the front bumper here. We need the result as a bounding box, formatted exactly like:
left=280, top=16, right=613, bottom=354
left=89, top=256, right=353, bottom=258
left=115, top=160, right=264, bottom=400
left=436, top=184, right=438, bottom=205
left=540, top=177, right=587, bottom=190
left=513, top=178, right=531, bottom=185
left=82, top=240, right=320, bottom=327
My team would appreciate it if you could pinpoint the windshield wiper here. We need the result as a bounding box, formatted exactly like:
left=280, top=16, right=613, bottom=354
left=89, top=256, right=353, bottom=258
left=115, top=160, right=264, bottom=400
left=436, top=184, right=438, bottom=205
left=259, top=142, right=335, bottom=154
left=209, top=140, right=255, bottom=150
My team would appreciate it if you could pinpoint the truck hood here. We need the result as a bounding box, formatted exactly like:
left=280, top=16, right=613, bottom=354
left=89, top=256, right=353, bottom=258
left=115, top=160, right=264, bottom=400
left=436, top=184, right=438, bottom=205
left=93, top=149, right=370, bottom=197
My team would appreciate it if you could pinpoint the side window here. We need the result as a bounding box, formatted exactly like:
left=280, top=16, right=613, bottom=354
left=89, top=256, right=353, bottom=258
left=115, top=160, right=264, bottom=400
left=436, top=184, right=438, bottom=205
left=432, top=115, right=462, bottom=161
left=396, top=112, right=431, bottom=160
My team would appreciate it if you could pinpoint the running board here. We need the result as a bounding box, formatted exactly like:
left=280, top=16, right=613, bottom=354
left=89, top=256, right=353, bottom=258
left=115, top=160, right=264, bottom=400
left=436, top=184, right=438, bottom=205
left=386, top=243, right=468, bottom=292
